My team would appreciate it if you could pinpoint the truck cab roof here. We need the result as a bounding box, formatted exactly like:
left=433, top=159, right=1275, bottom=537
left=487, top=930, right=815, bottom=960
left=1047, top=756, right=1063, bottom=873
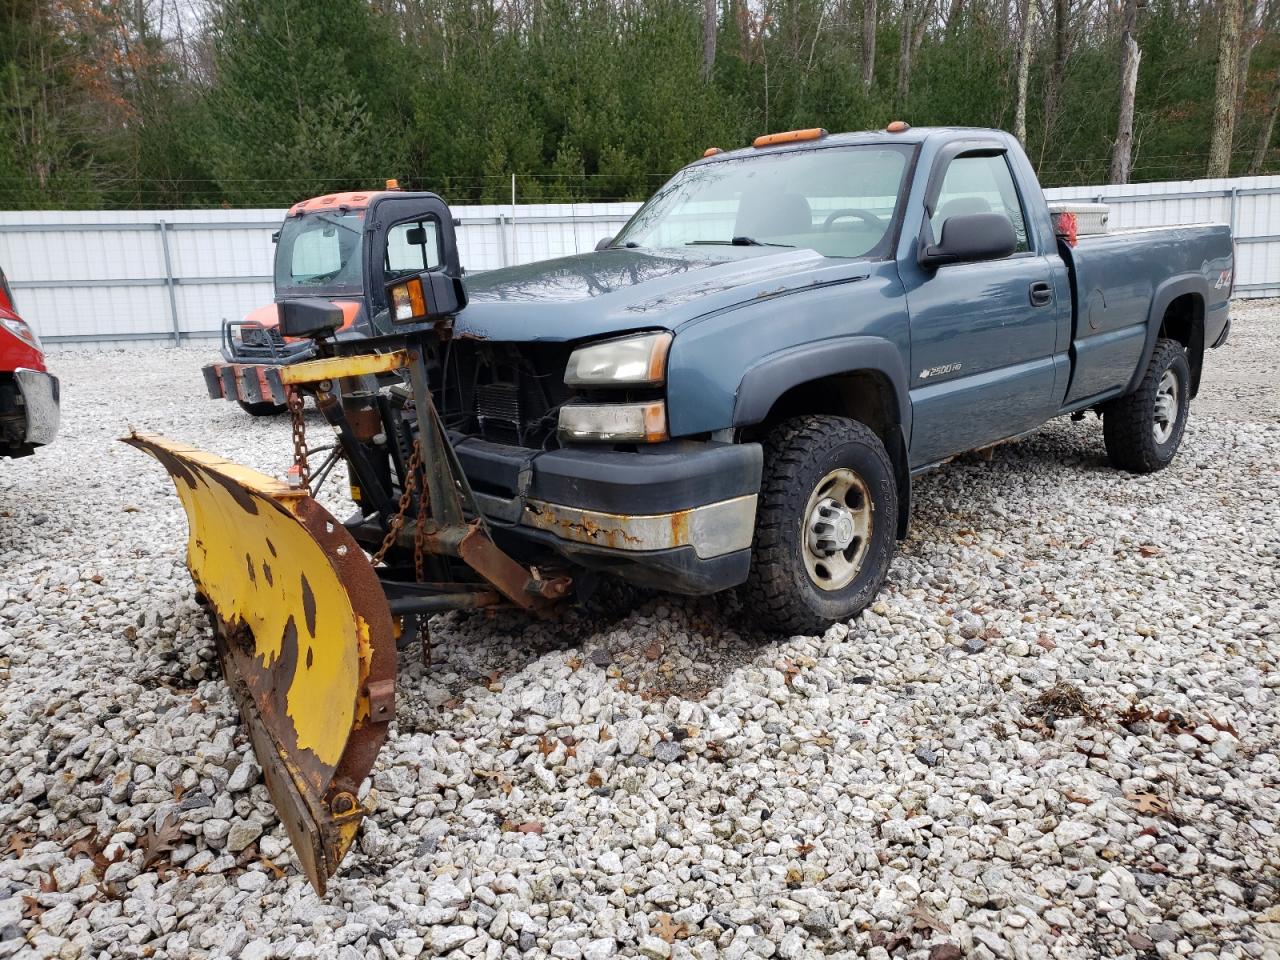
left=695, top=126, right=1013, bottom=166
left=287, top=190, right=392, bottom=218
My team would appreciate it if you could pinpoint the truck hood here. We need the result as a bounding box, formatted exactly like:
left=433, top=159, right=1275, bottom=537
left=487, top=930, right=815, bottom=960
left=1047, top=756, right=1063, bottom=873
left=455, top=247, right=870, bottom=342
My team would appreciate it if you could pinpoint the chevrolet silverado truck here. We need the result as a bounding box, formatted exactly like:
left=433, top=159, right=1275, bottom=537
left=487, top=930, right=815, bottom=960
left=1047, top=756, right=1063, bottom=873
left=129, top=126, right=1234, bottom=888
left=427, top=124, right=1232, bottom=633
left=1, top=264, right=59, bottom=458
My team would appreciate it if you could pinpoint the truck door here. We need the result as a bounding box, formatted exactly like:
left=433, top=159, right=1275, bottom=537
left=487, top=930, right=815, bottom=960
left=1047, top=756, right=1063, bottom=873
left=901, top=146, right=1067, bottom=467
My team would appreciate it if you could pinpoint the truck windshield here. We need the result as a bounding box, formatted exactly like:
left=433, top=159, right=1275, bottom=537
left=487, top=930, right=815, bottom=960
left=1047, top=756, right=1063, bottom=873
left=614, top=144, right=913, bottom=258
left=274, top=212, right=365, bottom=297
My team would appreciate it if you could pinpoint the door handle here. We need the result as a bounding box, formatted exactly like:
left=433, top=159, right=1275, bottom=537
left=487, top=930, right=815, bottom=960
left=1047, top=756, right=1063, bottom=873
left=1029, top=281, right=1053, bottom=307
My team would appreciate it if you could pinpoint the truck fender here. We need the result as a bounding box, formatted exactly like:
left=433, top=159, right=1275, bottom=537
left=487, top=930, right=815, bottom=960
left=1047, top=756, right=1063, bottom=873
left=731, top=336, right=913, bottom=537
left=1123, top=274, right=1208, bottom=397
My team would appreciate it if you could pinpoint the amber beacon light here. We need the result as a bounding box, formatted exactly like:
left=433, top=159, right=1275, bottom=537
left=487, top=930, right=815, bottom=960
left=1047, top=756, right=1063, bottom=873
left=752, top=128, right=828, bottom=148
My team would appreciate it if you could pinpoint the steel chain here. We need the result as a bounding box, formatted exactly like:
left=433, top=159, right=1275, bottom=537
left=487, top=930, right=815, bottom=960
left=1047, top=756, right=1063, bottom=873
left=371, top=440, right=423, bottom=567
left=287, top=388, right=311, bottom=494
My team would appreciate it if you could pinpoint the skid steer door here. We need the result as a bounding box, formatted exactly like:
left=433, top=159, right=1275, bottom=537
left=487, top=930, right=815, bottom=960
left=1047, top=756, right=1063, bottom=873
left=361, top=193, right=463, bottom=335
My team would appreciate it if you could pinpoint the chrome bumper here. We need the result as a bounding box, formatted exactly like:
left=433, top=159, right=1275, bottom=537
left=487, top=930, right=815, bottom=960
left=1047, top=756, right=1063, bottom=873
left=520, top=494, right=757, bottom=559
left=15, top=368, right=59, bottom=446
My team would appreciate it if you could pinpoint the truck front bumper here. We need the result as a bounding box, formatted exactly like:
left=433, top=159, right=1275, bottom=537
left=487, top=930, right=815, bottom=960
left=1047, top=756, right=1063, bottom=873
left=2, top=369, right=60, bottom=454
left=455, top=438, right=763, bottom=595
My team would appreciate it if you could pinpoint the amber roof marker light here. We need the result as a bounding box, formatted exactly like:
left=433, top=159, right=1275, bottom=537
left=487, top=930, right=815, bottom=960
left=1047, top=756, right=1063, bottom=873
left=703, top=147, right=723, bottom=158
left=886, top=121, right=911, bottom=133
left=752, top=128, right=828, bottom=148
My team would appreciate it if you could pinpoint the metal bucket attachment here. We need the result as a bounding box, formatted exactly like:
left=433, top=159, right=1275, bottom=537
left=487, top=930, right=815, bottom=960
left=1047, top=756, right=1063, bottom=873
left=124, top=433, right=396, bottom=894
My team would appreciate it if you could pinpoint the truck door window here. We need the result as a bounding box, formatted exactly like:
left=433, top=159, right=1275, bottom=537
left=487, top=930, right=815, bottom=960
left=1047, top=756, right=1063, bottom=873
left=385, top=219, right=442, bottom=279
left=931, top=154, right=1029, bottom=253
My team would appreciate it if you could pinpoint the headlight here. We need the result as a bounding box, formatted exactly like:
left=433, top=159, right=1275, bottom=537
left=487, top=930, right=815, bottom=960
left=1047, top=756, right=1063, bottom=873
left=1, top=316, right=41, bottom=352
left=564, top=332, right=671, bottom=387
left=559, top=401, right=668, bottom=443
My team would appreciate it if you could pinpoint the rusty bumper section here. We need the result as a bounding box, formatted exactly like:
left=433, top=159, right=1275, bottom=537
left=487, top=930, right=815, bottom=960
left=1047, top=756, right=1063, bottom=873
left=520, top=495, right=757, bottom=559
left=124, top=433, right=395, bottom=894
left=203, top=361, right=289, bottom=407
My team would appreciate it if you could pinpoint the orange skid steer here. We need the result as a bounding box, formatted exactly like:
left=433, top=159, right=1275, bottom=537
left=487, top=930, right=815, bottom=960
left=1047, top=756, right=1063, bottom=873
left=126, top=194, right=572, bottom=893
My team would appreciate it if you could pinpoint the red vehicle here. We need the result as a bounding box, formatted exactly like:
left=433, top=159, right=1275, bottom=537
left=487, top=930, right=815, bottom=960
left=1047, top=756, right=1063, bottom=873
left=205, top=183, right=444, bottom=415
left=1, top=266, right=59, bottom=458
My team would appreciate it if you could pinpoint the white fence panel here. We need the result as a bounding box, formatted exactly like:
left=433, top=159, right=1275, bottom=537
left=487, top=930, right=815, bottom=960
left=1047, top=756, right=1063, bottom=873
left=0, top=176, right=1274, bottom=345
left=1043, top=175, right=1280, bottom=299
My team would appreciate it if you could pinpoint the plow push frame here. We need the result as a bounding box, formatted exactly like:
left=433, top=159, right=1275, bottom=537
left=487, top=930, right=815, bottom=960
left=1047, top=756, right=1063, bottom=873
left=127, top=193, right=576, bottom=893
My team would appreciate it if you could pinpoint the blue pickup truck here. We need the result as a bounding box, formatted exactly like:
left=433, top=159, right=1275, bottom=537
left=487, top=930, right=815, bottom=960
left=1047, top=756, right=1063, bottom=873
left=435, top=125, right=1233, bottom=632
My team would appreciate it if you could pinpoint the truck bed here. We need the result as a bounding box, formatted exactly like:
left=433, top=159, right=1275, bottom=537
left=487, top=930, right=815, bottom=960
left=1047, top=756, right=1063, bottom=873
left=1059, top=223, right=1233, bottom=406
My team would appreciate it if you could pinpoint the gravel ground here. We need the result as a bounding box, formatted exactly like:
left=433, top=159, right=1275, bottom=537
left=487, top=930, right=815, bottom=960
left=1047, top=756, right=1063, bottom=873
left=2, top=300, right=1278, bottom=960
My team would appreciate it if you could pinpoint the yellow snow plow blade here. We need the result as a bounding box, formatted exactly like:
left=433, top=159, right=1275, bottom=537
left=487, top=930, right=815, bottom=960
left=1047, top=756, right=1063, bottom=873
left=124, top=433, right=395, bottom=895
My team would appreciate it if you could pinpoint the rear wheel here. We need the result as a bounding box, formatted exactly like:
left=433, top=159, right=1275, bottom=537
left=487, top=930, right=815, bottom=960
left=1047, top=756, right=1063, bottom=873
left=238, top=400, right=287, bottom=417
left=1102, top=338, right=1190, bottom=474
left=743, top=415, right=897, bottom=635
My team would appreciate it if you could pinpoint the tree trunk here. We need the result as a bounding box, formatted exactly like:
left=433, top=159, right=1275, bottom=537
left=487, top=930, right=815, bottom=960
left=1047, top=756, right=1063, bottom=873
left=701, top=0, right=717, bottom=81
left=1013, top=0, right=1033, bottom=146
left=1041, top=0, right=1070, bottom=157
left=1207, top=0, right=1243, bottom=177
left=897, top=0, right=913, bottom=106
left=861, top=0, right=877, bottom=89
left=1249, top=71, right=1280, bottom=174
left=1235, top=0, right=1261, bottom=116
left=1109, top=0, right=1140, bottom=185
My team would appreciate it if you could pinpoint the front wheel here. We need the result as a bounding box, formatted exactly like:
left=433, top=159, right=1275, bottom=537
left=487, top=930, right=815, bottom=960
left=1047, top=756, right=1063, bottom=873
left=238, top=400, right=287, bottom=417
left=742, top=416, right=898, bottom=635
left=1102, top=338, right=1190, bottom=474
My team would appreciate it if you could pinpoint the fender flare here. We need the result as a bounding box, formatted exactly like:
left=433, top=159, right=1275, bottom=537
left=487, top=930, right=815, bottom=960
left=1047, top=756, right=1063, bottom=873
left=731, top=336, right=913, bottom=537
left=1123, top=274, right=1208, bottom=397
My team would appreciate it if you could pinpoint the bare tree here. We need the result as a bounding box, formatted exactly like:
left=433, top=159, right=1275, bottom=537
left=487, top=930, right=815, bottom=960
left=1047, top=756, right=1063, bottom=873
left=702, top=0, right=717, bottom=81
left=1249, top=70, right=1280, bottom=174
left=861, top=0, right=877, bottom=90
left=896, top=0, right=936, bottom=107
left=1208, top=0, right=1243, bottom=177
left=1039, top=0, right=1073, bottom=162
left=1013, top=0, right=1034, bottom=146
left=1109, top=0, right=1141, bottom=184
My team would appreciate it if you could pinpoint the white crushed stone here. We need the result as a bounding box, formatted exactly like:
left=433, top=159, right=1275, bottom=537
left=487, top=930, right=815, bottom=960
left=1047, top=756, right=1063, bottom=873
left=1, top=300, right=1278, bottom=959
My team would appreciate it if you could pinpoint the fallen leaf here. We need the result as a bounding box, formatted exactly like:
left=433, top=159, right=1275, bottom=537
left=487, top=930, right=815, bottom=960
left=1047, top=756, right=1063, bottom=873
left=141, top=814, right=182, bottom=868
left=586, top=770, right=604, bottom=788
left=67, top=836, right=99, bottom=860
left=642, top=639, right=663, bottom=662
left=1063, top=789, right=1091, bottom=804
left=566, top=655, right=583, bottom=672
left=259, top=857, right=287, bottom=879
left=907, top=904, right=951, bottom=935
left=1035, top=634, right=1057, bottom=651
left=122, top=505, right=139, bottom=513
left=21, top=895, right=45, bottom=921
left=796, top=842, right=814, bottom=856
left=188, top=697, right=205, bottom=714
left=928, top=944, right=963, bottom=960
left=654, top=913, right=688, bottom=944
left=4, top=830, right=36, bottom=857
left=502, top=821, right=544, bottom=834
left=1127, top=792, right=1170, bottom=816
left=1138, top=545, right=1161, bottom=557
left=538, top=736, right=555, bottom=757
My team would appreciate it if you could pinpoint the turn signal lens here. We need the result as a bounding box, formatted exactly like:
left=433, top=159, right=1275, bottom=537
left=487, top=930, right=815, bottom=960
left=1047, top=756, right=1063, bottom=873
left=390, top=276, right=427, bottom=323
left=558, top=401, right=669, bottom=444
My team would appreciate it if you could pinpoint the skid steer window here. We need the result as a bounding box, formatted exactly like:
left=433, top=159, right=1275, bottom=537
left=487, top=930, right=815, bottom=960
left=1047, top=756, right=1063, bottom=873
left=275, top=212, right=365, bottom=297
left=385, top=219, right=442, bottom=280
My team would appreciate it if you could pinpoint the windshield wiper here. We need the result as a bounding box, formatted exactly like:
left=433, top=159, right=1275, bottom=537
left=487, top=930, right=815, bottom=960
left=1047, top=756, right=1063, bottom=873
left=687, top=236, right=794, bottom=247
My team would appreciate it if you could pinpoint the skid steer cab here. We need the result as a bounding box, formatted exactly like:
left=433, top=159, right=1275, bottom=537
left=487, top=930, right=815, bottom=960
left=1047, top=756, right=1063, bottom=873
left=129, top=192, right=574, bottom=895
left=203, top=185, right=451, bottom=416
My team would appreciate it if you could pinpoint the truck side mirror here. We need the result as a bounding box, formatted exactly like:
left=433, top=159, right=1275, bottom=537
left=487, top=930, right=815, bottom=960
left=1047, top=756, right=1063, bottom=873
left=278, top=298, right=344, bottom=338
left=595, top=236, right=614, bottom=251
left=919, top=213, right=1016, bottom=268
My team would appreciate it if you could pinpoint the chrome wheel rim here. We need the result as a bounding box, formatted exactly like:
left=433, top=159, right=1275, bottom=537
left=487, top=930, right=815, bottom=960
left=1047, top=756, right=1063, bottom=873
left=1153, top=370, right=1178, bottom=444
left=802, top=468, right=873, bottom=591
